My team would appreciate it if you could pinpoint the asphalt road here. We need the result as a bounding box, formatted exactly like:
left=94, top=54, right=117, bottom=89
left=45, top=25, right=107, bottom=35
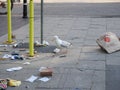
left=42, top=3, right=120, bottom=17
left=0, top=2, right=120, bottom=36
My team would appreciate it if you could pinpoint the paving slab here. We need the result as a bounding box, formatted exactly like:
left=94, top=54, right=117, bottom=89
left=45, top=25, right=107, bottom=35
left=106, top=65, right=120, bottom=90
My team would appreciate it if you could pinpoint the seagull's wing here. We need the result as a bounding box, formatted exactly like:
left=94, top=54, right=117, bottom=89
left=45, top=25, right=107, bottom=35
left=61, top=40, right=72, bottom=47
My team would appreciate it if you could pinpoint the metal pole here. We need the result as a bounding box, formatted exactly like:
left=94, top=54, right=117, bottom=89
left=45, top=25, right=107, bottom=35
left=7, top=0, right=12, bottom=43
left=41, top=0, right=43, bottom=44
left=23, top=0, right=28, bottom=18
left=29, top=0, right=34, bottom=56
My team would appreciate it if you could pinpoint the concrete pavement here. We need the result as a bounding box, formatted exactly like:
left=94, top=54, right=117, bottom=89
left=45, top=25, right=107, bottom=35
left=1, top=1, right=120, bottom=89
left=0, top=15, right=120, bottom=90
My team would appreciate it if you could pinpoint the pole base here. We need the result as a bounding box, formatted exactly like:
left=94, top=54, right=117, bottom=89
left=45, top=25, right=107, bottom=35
left=22, top=16, right=28, bottom=19
left=3, top=40, right=15, bottom=44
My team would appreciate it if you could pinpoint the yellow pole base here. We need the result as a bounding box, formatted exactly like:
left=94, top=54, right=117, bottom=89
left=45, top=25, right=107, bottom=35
left=3, top=40, right=15, bottom=44
left=28, top=54, right=34, bottom=57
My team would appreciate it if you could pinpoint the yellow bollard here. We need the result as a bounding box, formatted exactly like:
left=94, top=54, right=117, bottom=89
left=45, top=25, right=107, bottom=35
left=7, top=0, right=12, bottom=43
left=29, top=0, right=34, bottom=57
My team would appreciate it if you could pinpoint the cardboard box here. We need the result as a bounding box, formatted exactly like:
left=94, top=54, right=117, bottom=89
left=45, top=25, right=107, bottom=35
left=40, top=68, right=53, bottom=77
left=96, top=32, right=120, bottom=53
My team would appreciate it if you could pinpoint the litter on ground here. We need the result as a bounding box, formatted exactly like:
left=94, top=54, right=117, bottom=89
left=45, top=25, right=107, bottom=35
left=7, top=78, right=21, bottom=87
left=23, top=62, right=30, bottom=65
left=39, top=67, right=53, bottom=77
left=25, top=75, right=38, bottom=83
left=6, top=67, right=23, bottom=72
left=39, top=77, right=51, bottom=82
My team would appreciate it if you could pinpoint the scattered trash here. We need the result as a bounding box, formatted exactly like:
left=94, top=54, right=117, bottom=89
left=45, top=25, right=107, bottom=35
left=43, top=40, right=49, bottom=46
left=53, top=48, right=60, bottom=53
left=53, top=35, right=72, bottom=48
left=6, top=67, right=23, bottom=72
left=0, top=45, right=7, bottom=47
left=39, top=67, right=53, bottom=77
left=59, top=55, right=67, bottom=58
left=25, top=75, right=38, bottom=83
left=96, top=32, right=120, bottom=53
left=0, top=79, right=8, bottom=90
left=52, top=48, right=68, bottom=57
left=23, top=62, right=30, bottom=65
left=11, top=55, right=24, bottom=60
left=13, top=43, right=18, bottom=48
left=35, top=40, right=49, bottom=46
left=39, top=77, right=51, bottom=82
left=3, top=53, right=24, bottom=60
left=11, top=51, right=25, bottom=60
left=3, top=54, right=12, bottom=59
left=13, top=42, right=24, bottom=48
left=35, top=41, right=41, bottom=46
left=7, top=79, right=21, bottom=87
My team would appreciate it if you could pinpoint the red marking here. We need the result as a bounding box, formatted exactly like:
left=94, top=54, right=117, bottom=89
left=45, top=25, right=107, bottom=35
left=104, top=36, right=110, bottom=42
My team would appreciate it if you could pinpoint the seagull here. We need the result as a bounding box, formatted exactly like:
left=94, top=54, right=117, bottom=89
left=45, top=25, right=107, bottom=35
left=53, top=35, right=72, bottom=48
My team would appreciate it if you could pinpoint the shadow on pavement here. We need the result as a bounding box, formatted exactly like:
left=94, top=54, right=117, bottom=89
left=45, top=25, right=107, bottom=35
left=0, top=15, right=28, bottom=37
